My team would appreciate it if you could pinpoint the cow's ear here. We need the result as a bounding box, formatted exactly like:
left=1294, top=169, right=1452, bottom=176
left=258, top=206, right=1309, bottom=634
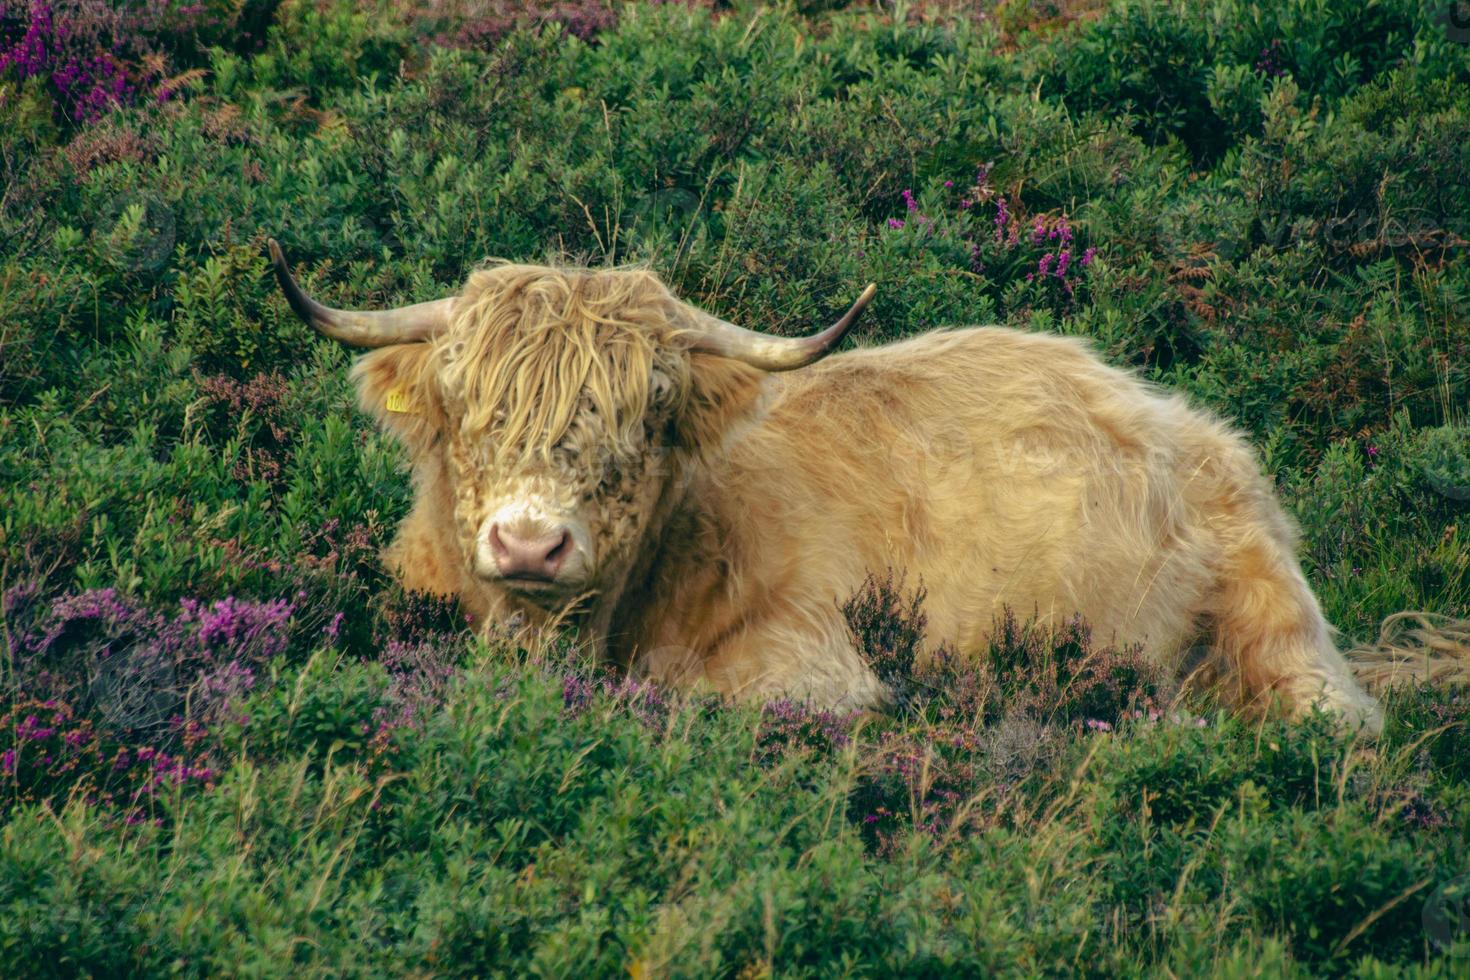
left=350, top=343, right=446, bottom=453
left=675, top=354, right=765, bottom=454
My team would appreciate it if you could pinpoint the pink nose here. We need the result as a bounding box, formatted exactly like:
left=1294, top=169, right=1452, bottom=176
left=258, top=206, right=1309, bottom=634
left=489, top=524, right=572, bottom=581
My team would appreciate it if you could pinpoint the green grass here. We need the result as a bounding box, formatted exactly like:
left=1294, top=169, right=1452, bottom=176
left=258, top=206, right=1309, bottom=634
left=1, top=0, right=1469, bottom=974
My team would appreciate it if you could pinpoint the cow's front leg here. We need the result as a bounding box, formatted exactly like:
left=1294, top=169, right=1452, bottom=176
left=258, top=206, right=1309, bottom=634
left=638, top=605, right=889, bottom=709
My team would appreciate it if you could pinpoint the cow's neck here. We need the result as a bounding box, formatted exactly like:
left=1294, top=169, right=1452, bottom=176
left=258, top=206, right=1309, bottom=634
left=600, top=371, right=782, bottom=674
left=585, top=454, right=713, bottom=665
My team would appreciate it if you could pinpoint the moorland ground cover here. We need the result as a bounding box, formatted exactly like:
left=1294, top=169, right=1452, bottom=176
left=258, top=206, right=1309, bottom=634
left=2, top=0, right=1469, bottom=974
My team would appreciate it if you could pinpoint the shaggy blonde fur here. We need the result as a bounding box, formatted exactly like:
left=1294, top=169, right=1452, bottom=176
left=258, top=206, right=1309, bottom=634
left=1348, top=613, right=1470, bottom=689
left=345, top=263, right=1470, bottom=735
left=441, top=262, right=696, bottom=465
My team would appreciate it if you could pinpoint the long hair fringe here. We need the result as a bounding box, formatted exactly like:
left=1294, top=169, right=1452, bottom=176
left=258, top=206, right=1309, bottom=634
left=436, top=261, right=695, bottom=464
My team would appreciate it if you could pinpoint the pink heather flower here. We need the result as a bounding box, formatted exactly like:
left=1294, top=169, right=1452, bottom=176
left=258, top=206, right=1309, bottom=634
left=17, top=715, right=55, bottom=741
left=1366, top=445, right=1380, bottom=458
left=1080, top=246, right=1097, bottom=267
left=1, top=748, right=14, bottom=775
left=901, top=189, right=919, bottom=212
left=1037, top=253, right=1055, bottom=276
left=943, top=180, right=953, bottom=188
left=994, top=197, right=1010, bottom=241
left=1055, top=250, right=1071, bottom=277
left=887, top=218, right=905, bottom=229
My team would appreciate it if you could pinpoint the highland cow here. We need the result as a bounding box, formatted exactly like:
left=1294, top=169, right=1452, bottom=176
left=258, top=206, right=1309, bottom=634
left=269, top=240, right=1468, bottom=733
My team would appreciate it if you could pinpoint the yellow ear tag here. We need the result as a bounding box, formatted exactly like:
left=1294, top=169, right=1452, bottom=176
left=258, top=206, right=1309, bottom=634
left=384, top=386, right=414, bottom=414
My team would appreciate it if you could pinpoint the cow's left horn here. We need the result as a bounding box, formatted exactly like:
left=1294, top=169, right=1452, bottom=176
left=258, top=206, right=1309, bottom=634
left=688, top=283, right=876, bottom=371
left=268, top=238, right=455, bottom=347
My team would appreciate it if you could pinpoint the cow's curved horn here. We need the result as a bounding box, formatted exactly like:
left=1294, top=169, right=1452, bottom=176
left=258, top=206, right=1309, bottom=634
left=688, top=283, right=876, bottom=371
left=268, top=238, right=455, bottom=347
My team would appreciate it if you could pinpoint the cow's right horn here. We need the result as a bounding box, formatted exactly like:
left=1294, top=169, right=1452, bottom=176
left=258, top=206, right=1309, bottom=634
left=268, top=239, right=455, bottom=347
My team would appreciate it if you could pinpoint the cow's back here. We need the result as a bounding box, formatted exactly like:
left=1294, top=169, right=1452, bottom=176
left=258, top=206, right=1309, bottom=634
left=721, top=326, right=1243, bottom=664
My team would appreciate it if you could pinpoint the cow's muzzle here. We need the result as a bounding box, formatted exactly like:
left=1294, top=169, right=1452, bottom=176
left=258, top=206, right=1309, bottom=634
left=488, top=523, right=573, bottom=582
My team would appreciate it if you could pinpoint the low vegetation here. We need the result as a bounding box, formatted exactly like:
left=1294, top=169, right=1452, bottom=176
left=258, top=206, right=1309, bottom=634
left=2, top=0, right=1468, bottom=973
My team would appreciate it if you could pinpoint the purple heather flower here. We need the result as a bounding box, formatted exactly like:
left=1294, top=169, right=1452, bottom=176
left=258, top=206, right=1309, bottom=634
left=1255, top=39, right=1286, bottom=78
left=562, top=675, right=595, bottom=713
left=887, top=218, right=905, bottom=229
left=194, top=596, right=293, bottom=659
left=1080, top=246, right=1097, bottom=267
left=17, top=714, right=55, bottom=741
